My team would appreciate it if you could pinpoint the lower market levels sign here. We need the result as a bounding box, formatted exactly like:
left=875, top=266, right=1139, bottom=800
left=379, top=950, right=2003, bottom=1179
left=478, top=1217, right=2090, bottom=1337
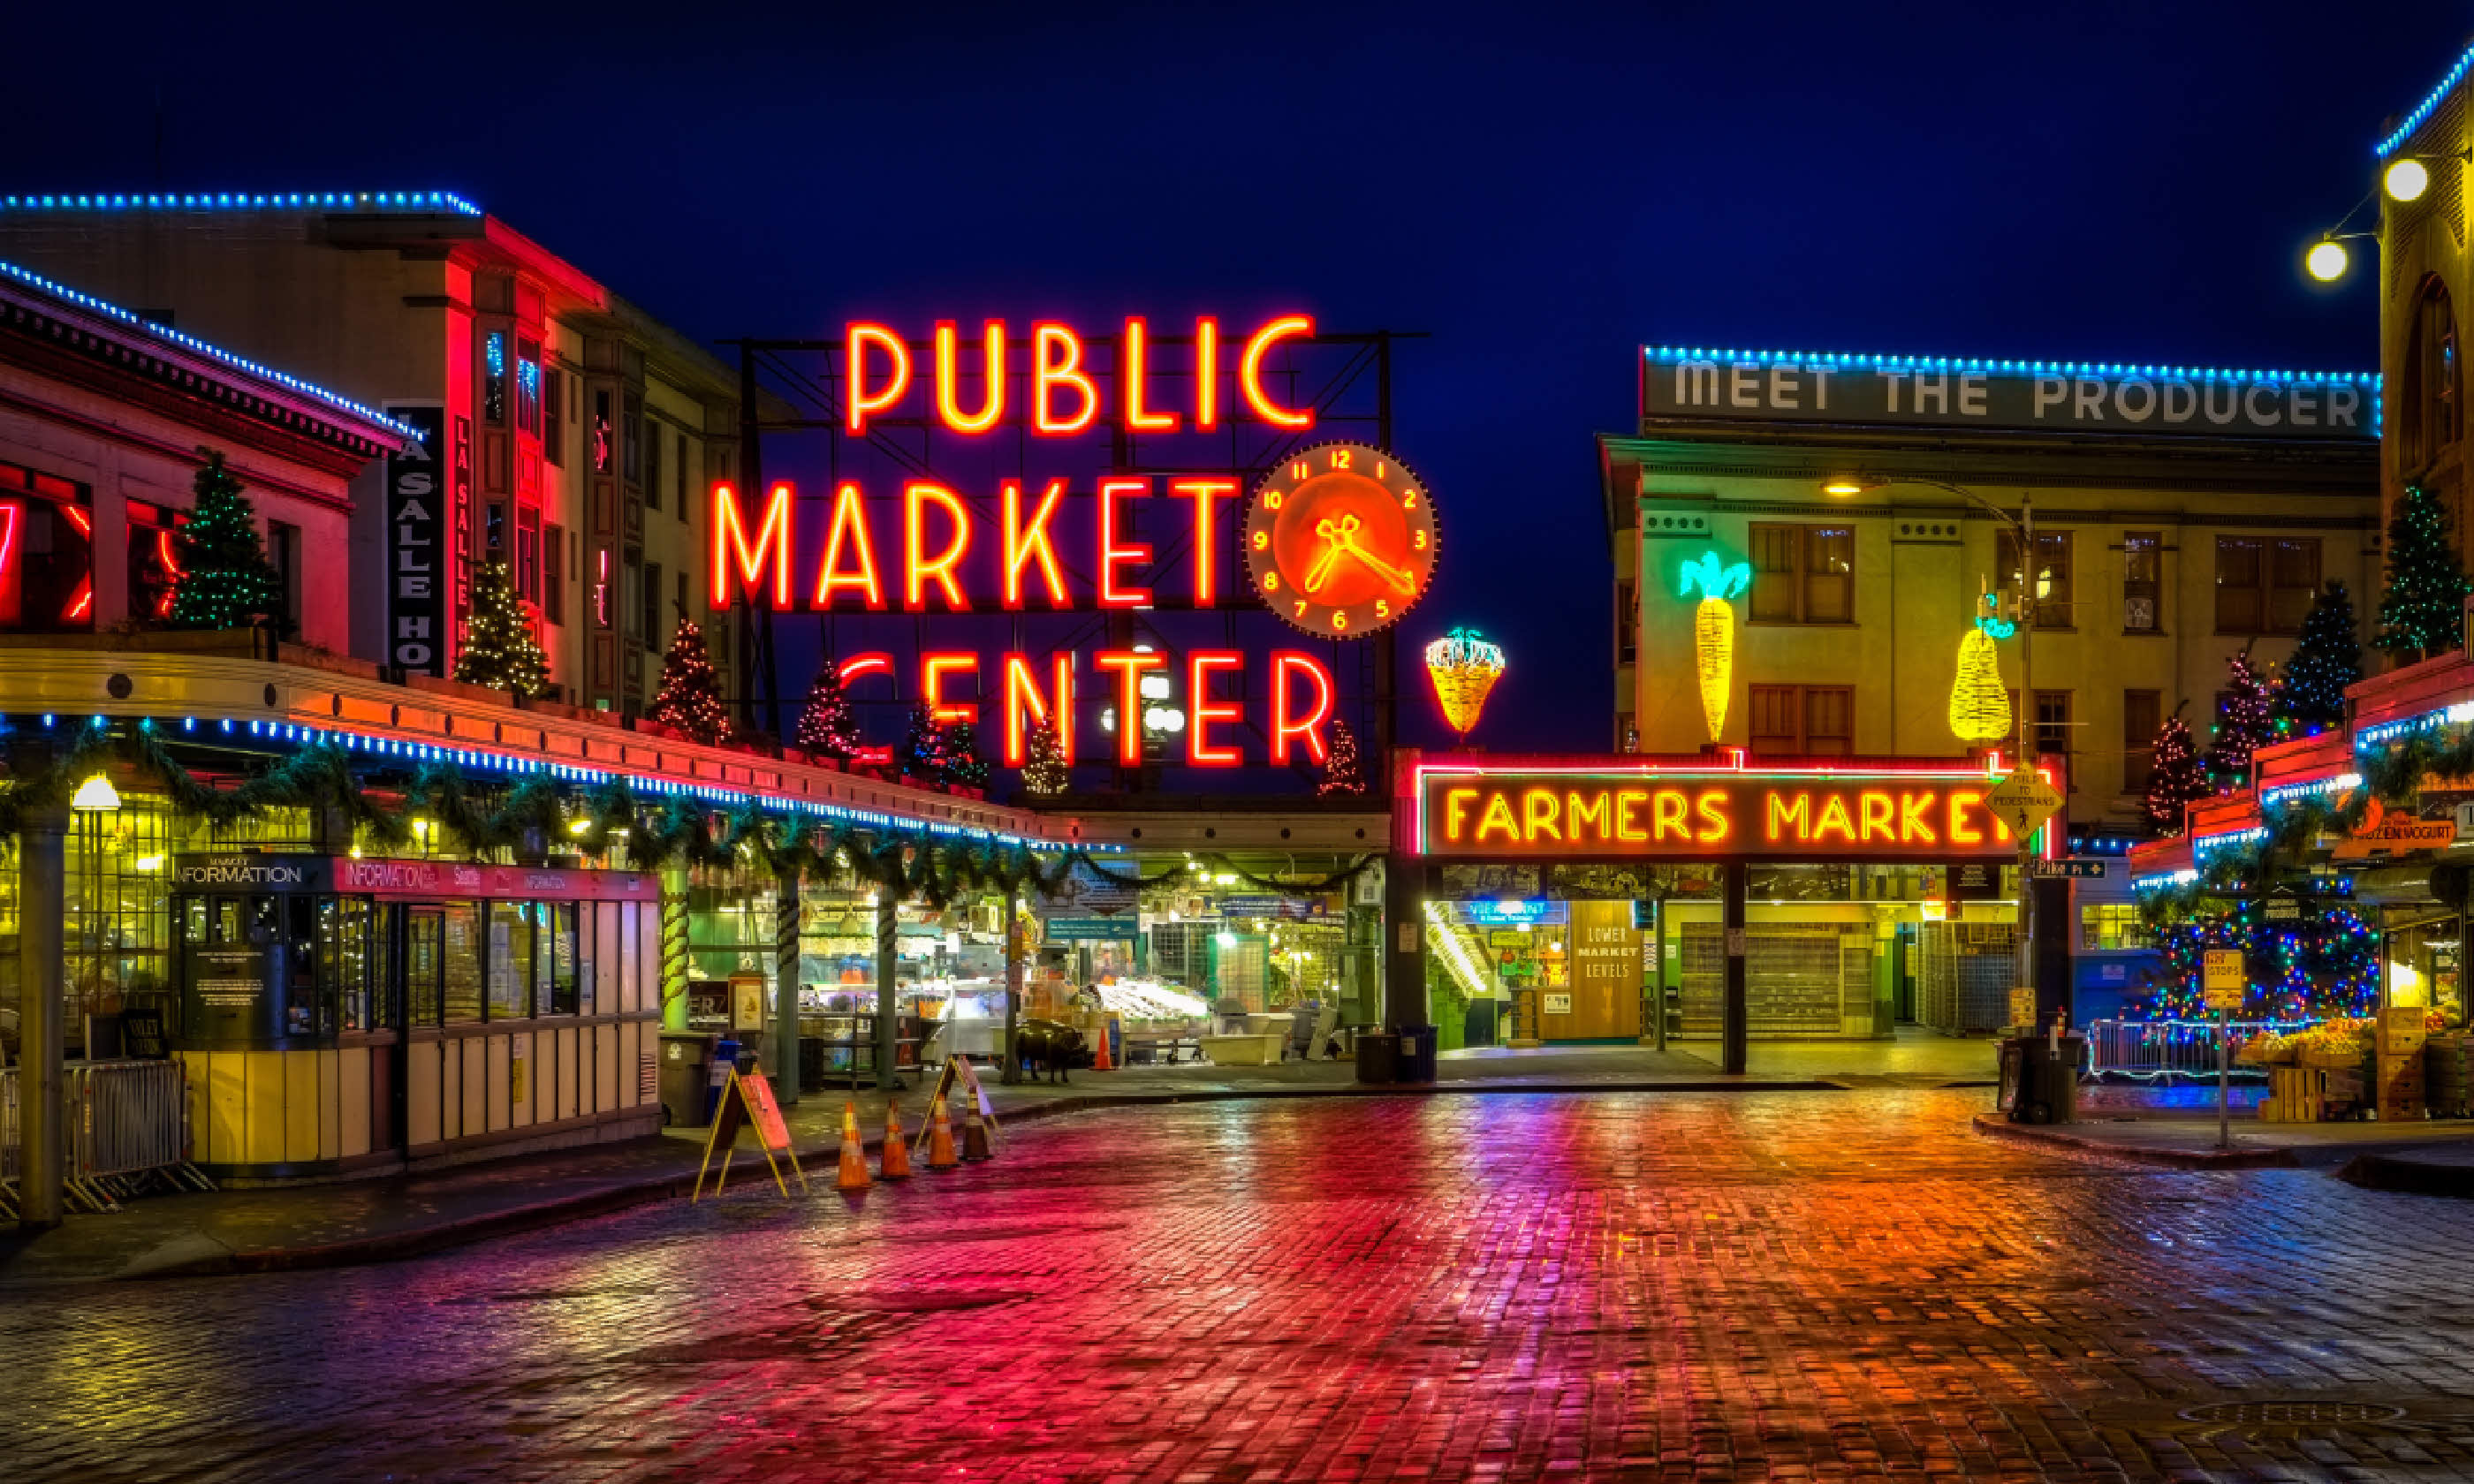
left=1411, top=761, right=2022, bottom=860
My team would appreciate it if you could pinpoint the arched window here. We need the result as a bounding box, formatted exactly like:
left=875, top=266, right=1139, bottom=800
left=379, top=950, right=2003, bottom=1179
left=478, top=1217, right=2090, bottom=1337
left=2406, top=278, right=2460, bottom=471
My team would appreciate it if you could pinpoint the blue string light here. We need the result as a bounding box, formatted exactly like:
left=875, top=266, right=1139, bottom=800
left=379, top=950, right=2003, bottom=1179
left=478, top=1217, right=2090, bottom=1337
left=2375, top=47, right=2474, bottom=157
left=0, top=191, right=479, bottom=216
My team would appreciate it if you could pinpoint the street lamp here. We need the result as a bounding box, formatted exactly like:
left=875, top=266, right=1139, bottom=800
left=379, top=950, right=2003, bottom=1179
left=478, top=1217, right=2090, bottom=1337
left=1822, top=474, right=2046, bottom=1012
left=2385, top=157, right=2432, bottom=203
left=70, top=774, right=119, bottom=811
left=2304, top=238, right=2352, bottom=282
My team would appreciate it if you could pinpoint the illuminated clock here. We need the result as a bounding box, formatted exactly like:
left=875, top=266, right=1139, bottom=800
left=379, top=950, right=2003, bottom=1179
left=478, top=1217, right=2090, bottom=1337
left=1244, top=442, right=1437, bottom=636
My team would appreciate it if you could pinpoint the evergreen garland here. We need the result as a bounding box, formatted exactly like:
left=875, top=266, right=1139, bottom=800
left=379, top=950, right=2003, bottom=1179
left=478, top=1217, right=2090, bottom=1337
left=452, top=561, right=551, bottom=698
left=1021, top=720, right=1069, bottom=797
left=165, top=450, right=286, bottom=634
left=649, top=620, right=732, bottom=745
left=2273, top=580, right=2361, bottom=738
left=2206, top=647, right=2274, bottom=794
left=2375, top=484, right=2471, bottom=662
left=1318, top=719, right=1367, bottom=796
left=793, top=657, right=863, bottom=761
left=2144, top=707, right=2210, bottom=835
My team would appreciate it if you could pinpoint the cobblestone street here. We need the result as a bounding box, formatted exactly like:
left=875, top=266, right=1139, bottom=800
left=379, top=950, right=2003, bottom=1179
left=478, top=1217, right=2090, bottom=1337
left=11, top=1087, right=2474, bottom=1482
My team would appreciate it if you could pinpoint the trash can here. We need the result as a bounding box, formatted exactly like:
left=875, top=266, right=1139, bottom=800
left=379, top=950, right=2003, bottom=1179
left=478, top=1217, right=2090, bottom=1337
left=658, top=1030, right=721, bottom=1127
left=1355, top=1030, right=1400, bottom=1086
left=1394, top=1024, right=1438, bottom=1084
left=2002, top=1034, right=2084, bottom=1124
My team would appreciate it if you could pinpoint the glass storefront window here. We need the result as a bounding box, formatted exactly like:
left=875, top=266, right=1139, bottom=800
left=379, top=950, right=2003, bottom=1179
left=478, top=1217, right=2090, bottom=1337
left=489, top=901, right=534, bottom=1019
left=2081, top=903, right=2151, bottom=951
left=442, top=903, right=482, bottom=1023
left=408, top=907, right=443, bottom=1026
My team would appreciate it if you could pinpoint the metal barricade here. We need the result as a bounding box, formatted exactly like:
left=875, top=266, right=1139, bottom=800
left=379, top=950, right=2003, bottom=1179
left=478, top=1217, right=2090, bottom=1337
left=0, top=1059, right=213, bottom=1216
left=2084, top=1018, right=2315, bottom=1080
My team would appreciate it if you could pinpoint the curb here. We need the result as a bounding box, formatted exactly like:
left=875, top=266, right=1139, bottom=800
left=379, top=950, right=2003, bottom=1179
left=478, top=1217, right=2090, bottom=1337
left=134, top=1077, right=1962, bottom=1280
left=2336, top=1152, right=2474, bottom=1199
left=1969, top=1113, right=2300, bottom=1170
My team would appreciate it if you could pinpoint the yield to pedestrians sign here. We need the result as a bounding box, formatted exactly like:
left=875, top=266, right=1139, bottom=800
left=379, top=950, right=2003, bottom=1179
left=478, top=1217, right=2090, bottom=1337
left=1985, top=768, right=2064, bottom=840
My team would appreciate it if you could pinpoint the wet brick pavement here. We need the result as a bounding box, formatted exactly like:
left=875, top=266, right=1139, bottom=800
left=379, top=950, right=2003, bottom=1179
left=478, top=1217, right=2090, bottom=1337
left=10, top=1086, right=2474, bottom=1482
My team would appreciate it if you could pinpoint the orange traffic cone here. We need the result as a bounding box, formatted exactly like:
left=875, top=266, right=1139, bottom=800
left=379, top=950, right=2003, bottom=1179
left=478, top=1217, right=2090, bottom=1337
left=1090, top=1016, right=1113, bottom=1071
left=961, top=1101, right=993, bottom=1162
left=924, top=1094, right=959, bottom=1170
left=880, top=1097, right=912, bottom=1179
left=835, top=1101, right=872, bottom=1192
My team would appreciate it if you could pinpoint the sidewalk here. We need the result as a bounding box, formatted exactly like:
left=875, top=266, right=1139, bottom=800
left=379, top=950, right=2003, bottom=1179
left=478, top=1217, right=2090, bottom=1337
left=1973, top=1108, right=2474, bottom=1173
left=0, top=1036, right=1998, bottom=1289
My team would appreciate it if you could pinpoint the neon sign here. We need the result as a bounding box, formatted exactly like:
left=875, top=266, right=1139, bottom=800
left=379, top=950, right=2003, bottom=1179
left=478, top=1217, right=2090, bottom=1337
left=1244, top=442, right=1435, bottom=636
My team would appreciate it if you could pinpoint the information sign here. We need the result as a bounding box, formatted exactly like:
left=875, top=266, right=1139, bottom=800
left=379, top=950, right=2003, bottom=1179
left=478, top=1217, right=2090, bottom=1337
left=692, top=1067, right=807, bottom=1202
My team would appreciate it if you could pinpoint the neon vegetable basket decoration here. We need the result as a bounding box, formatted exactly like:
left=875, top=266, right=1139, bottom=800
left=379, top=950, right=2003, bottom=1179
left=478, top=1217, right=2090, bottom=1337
left=1678, top=551, right=1751, bottom=744
left=1423, top=626, right=1506, bottom=742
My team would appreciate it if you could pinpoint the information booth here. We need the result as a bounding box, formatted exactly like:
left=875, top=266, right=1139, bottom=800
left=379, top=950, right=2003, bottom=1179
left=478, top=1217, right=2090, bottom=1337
left=172, top=852, right=663, bottom=1180
left=1398, top=752, right=2054, bottom=1065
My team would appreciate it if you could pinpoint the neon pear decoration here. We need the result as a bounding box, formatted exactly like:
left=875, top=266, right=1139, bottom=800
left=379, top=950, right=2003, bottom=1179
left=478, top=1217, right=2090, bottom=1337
left=1949, top=594, right=2015, bottom=745
left=1678, top=551, right=1751, bottom=744
left=1423, top=626, right=1506, bottom=741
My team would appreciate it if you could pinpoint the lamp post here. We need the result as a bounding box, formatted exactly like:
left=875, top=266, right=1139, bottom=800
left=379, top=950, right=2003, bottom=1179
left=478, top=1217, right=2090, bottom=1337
left=1824, top=476, right=2045, bottom=1018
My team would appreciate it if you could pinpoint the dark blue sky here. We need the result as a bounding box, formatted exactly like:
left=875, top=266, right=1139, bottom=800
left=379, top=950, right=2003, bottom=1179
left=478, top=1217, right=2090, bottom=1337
left=7, top=1, right=2463, bottom=753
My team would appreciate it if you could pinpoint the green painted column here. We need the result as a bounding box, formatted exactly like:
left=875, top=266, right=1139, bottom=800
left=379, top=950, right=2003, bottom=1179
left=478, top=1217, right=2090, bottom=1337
left=17, top=803, right=67, bottom=1230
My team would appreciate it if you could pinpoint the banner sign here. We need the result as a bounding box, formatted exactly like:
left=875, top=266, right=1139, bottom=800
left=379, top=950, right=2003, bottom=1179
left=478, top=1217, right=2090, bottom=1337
left=383, top=402, right=447, bottom=675
left=1413, top=764, right=2020, bottom=860
left=173, top=853, right=657, bottom=902
left=1641, top=347, right=2376, bottom=441
left=1042, top=917, right=1142, bottom=941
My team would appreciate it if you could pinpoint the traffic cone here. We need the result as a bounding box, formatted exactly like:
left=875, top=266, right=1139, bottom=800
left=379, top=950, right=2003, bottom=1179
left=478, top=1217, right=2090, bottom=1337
left=880, top=1097, right=912, bottom=1179
left=835, top=1101, right=872, bottom=1192
left=961, top=1101, right=993, bottom=1162
left=924, top=1094, right=959, bottom=1170
left=1090, top=1016, right=1113, bottom=1071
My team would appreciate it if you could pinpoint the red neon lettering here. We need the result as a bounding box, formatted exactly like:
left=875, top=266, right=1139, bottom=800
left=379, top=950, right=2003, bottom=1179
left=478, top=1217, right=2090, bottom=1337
left=903, top=481, right=973, bottom=610
left=1032, top=322, right=1097, bottom=435
left=1003, top=653, right=1074, bottom=768
left=921, top=652, right=980, bottom=723
left=1097, top=477, right=1152, bottom=607
left=1095, top=650, right=1166, bottom=766
left=846, top=323, right=910, bottom=436
left=814, top=481, right=886, bottom=610
left=1121, top=317, right=1179, bottom=432
left=839, top=652, right=894, bottom=686
left=933, top=319, right=1006, bottom=433
left=1169, top=477, right=1235, bottom=608
left=1241, top=315, right=1315, bottom=429
left=1271, top=650, right=1335, bottom=764
left=1001, top=478, right=1070, bottom=610
left=710, top=481, right=792, bottom=610
left=1187, top=650, right=1244, bottom=766
left=1193, top=316, right=1221, bottom=431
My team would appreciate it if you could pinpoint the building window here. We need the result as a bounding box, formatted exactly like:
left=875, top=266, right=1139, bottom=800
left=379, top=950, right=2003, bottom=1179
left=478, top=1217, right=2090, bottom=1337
left=1748, top=684, right=1853, bottom=756
left=483, top=331, right=508, bottom=426
left=2034, top=689, right=2070, bottom=761
left=644, top=421, right=662, bottom=513
left=2081, top=902, right=2151, bottom=951
left=1747, top=524, right=1853, bottom=624
left=2123, top=689, right=2159, bottom=793
left=676, top=570, right=689, bottom=632
left=516, top=509, right=542, bottom=604
left=622, top=393, right=643, bottom=485
left=675, top=431, right=689, bottom=518
left=2215, top=536, right=2320, bottom=634
left=592, top=390, right=613, bottom=474
left=2122, top=531, right=2159, bottom=632
left=268, top=519, right=301, bottom=636
left=0, top=459, right=96, bottom=632
left=2406, top=277, right=2460, bottom=472
left=1998, top=529, right=2073, bottom=629
left=543, top=368, right=565, bottom=468
left=1614, top=579, right=1635, bottom=663
left=514, top=339, right=542, bottom=437
left=543, top=525, right=565, bottom=625
left=642, top=561, right=664, bottom=650
left=127, top=497, right=183, bottom=622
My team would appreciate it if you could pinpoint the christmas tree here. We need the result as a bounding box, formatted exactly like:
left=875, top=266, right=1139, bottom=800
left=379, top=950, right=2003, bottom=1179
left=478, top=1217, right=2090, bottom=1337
left=2145, top=708, right=2210, bottom=835
left=897, top=705, right=950, bottom=785
left=649, top=619, right=732, bottom=745
left=1021, top=720, right=1069, bottom=796
left=793, top=657, right=863, bottom=761
left=2137, top=902, right=2378, bottom=1021
left=2273, top=580, right=2361, bottom=738
left=1318, top=719, right=1367, bottom=796
left=2206, top=647, right=2274, bottom=794
left=166, top=450, right=286, bottom=633
left=2375, top=483, right=2471, bottom=662
left=452, top=561, right=551, bottom=697
left=943, top=719, right=990, bottom=790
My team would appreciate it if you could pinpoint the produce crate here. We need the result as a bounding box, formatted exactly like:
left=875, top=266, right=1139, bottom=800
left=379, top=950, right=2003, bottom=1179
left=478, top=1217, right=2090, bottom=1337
left=2425, top=1034, right=2470, bottom=1118
left=2262, top=1065, right=2325, bottom=1123
left=2301, top=1046, right=2363, bottom=1069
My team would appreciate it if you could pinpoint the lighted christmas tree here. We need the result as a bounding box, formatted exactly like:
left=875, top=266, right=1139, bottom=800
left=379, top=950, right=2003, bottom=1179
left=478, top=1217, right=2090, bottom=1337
left=1021, top=720, right=1069, bottom=797
left=452, top=561, right=551, bottom=697
left=793, top=656, right=863, bottom=761
left=2207, top=647, right=2274, bottom=794
left=2138, top=902, right=2379, bottom=1020
left=2273, top=580, right=2361, bottom=738
left=2145, top=708, right=2210, bottom=835
left=943, top=718, right=990, bottom=790
left=649, top=619, right=732, bottom=745
left=897, top=705, right=951, bottom=785
left=166, top=450, right=286, bottom=633
left=2375, top=483, right=2471, bottom=662
left=1318, top=719, right=1367, bottom=796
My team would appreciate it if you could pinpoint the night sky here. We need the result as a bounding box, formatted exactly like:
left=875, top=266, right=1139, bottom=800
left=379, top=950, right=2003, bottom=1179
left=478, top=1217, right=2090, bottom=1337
left=6, top=0, right=2463, bottom=754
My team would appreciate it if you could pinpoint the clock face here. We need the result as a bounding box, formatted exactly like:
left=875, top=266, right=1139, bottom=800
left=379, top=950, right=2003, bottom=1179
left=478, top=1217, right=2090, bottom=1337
left=1243, top=442, right=1437, bottom=636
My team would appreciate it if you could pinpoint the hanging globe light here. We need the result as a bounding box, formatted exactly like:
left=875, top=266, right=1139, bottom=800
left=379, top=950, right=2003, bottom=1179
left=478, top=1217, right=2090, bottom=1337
left=1423, top=626, right=1506, bottom=741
